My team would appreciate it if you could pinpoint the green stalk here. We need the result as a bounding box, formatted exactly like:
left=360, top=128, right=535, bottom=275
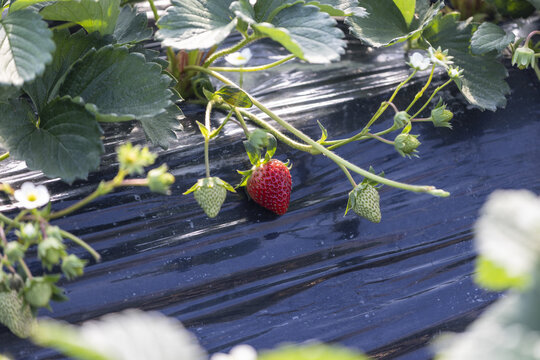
left=187, top=66, right=449, bottom=197
left=323, top=126, right=396, bottom=147
left=203, top=37, right=257, bottom=68
left=367, top=133, right=394, bottom=145
left=405, top=64, right=435, bottom=112
left=211, top=110, right=235, bottom=139
left=339, top=164, right=357, bottom=187
left=409, top=79, right=453, bottom=120
left=209, top=55, right=296, bottom=72
left=59, top=229, right=101, bottom=262
left=232, top=108, right=251, bottom=137
left=0, top=152, right=9, bottom=161
left=204, top=101, right=214, bottom=178
left=147, top=0, right=160, bottom=21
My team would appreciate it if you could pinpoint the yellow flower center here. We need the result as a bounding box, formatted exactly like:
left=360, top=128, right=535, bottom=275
left=27, top=193, right=37, bottom=202
left=435, top=52, right=445, bottom=61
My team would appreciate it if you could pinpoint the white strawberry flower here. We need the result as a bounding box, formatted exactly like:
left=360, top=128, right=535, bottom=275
left=210, top=344, right=258, bottom=360
left=428, top=46, right=454, bottom=69
left=407, top=52, right=431, bottom=71
left=225, top=48, right=253, bottom=66
left=14, top=182, right=50, bottom=209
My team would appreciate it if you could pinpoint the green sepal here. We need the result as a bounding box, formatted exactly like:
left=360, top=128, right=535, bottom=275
left=243, top=140, right=261, bottom=165
left=344, top=189, right=356, bottom=216
left=248, top=129, right=277, bottom=162
left=214, top=86, right=253, bottom=108
left=402, top=121, right=412, bottom=134
left=183, top=177, right=236, bottom=195
left=202, top=88, right=215, bottom=101
left=317, top=120, right=328, bottom=143
left=363, top=166, right=385, bottom=187
left=196, top=121, right=210, bottom=140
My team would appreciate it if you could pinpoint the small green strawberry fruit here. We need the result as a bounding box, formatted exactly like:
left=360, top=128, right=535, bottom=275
left=0, top=290, right=35, bottom=338
left=394, top=133, right=421, bottom=158
left=184, top=177, right=235, bottom=218
left=345, top=184, right=381, bottom=223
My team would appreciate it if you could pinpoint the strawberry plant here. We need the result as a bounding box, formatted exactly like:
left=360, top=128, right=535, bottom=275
left=0, top=0, right=538, bottom=341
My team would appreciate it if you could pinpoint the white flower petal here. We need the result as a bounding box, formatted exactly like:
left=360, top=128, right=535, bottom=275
left=225, top=48, right=252, bottom=66
left=229, top=344, right=257, bottom=360
left=210, top=354, right=232, bottom=360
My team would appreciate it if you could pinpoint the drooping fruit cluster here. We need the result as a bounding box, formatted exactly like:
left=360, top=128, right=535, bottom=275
left=246, top=159, right=292, bottom=215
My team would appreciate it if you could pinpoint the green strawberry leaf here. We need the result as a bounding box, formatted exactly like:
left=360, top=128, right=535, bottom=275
left=156, top=0, right=237, bottom=50
left=59, top=45, right=174, bottom=121
left=0, top=98, right=103, bottom=183
left=394, top=0, right=416, bottom=25
left=345, top=0, right=443, bottom=47
left=128, top=46, right=169, bottom=69
left=8, top=0, right=50, bottom=12
left=306, top=0, right=366, bottom=16
left=40, top=0, right=121, bottom=35
left=233, top=0, right=346, bottom=63
left=470, top=22, right=515, bottom=55
left=421, top=14, right=510, bottom=111
left=214, top=86, right=253, bottom=108
left=139, top=104, right=183, bottom=150
left=260, top=343, right=369, bottom=360
left=23, top=29, right=108, bottom=113
left=113, top=5, right=153, bottom=44
left=0, top=9, right=55, bottom=86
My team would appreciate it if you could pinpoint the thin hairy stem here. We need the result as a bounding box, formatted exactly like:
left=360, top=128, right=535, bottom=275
left=209, top=55, right=296, bottom=72
left=203, top=37, right=257, bottom=68
left=339, top=164, right=357, bottom=187
left=0, top=152, right=9, bottom=161
left=405, top=64, right=435, bottom=112
left=410, top=79, right=453, bottom=120
left=204, top=101, right=214, bottom=178
left=147, top=0, right=160, bottom=21
left=59, top=229, right=101, bottom=262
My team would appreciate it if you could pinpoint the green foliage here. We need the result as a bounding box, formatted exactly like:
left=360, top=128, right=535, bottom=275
left=305, top=0, right=366, bottom=16
left=259, top=343, right=369, bottom=360
left=156, top=0, right=237, bottom=50
left=40, top=0, right=122, bottom=35
left=0, top=9, right=55, bottom=86
left=470, top=22, right=515, bottom=55
left=59, top=45, right=174, bottom=121
left=139, top=104, right=184, bottom=150
left=113, top=5, right=153, bottom=44
left=0, top=98, right=103, bottom=183
left=485, top=0, right=536, bottom=17
left=214, top=86, right=253, bottom=108
left=345, top=0, right=443, bottom=47
left=421, top=14, right=510, bottom=111
left=475, top=256, right=529, bottom=291
left=233, top=0, right=346, bottom=63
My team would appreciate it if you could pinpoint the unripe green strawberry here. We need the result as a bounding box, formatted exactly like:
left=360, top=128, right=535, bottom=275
left=346, top=184, right=381, bottom=223
left=245, top=159, right=292, bottom=215
left=394, top=133, right=421, bottom=158
left=0, top=290, right=34, bottom=338
left=24, top=278, right=52, bottom=308
left=184, top=177, right=235, bottom=218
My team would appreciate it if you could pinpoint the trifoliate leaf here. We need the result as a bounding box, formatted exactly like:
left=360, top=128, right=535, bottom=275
left=259, top=343, right=369, bottom=360
left=421, top=13, right=510, bottom=111
left=32, top=310, right=208, bottom=360
left=40, top=0, right=121, bottom=35
left=59, top=45, right=173, bottom=121
left=215, top=86, right=253, bottom=108
left=0, top=98, right=103, bottom=183
left=139, top=104, right=183, bottom=150
left=156, top=0, right=237, bottom=50
left=23, top=29, right=108, bottom=112
left=0, top=10, right=55, bottom=86
left=232, top=0, right=346, bottom=63
left=113, top=5, right=153, bottom=44
left=470, top=22, right=515, bottom=55
left=345, top=0, right=443, bottom=47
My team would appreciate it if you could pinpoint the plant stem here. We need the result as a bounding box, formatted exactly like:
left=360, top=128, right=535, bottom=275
left=210, top=110, right=235, bottom=139
left=204, top=101, right=214, bottom=178
left=410, top=79, right=452, bottom=120
left=189, top=66, right=449, bottom=197
left=59, top=229, right=101, bottom=262
left=209, top=55, right=296, bottom=72
left=323, top=126, right=396, bottom=147
left=50, top=22, right=77, bottom=31
left=339, top=164, right=357, bottom=187
left=236, top=108, right=317, bottom=154
left=367, top=133, right=394, bottom=145
left=232, top=108, right=251, bottom=137
left=525, top=30, right=540, bottom=47
left=203, top=37, right=256, bottom=68
left=147, top=0, right=160, bottom=21
left=405, top=65, right=435, bottom=112
left=48, top=183, right=114, bottom=220
left=18, top=258, right=33, bottom=280
left=0, top=152, right=9, bottom=161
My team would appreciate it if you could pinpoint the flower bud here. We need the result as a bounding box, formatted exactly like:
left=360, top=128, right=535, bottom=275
left=45, top=225, right=62, bottom=241
left=17, top=223, right=39, bottom=243
left=430, top=105, right=453, bottom=129
left=61, top=254, right=87, bottom=280
left=4, top=242, right=24, bottom=264
left=117, top=143, right=157, bottom=175
left=24, top=278, right=52, bottom=308
left=38, top=237, right=66, bottom=270
left=393, top=111, right=411, bottom=129
left=394, top=133, right=421, bottom=158
left=512, top=46, right=535, bottom=69
left=147, top=164, right=175, bottom=195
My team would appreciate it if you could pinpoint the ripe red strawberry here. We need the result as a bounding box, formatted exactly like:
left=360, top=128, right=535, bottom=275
left=245, top=159, right=292, bottom=215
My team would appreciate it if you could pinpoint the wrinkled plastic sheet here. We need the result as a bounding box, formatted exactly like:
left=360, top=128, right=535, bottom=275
left=1, top=29, right=539, bottom=360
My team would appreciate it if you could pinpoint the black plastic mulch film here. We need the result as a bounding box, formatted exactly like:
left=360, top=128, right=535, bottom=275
left=0, top=15, right=539, bottom=360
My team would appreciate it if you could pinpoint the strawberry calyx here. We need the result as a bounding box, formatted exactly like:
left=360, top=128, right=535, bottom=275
left=183, top=177, right=236, bottom=195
